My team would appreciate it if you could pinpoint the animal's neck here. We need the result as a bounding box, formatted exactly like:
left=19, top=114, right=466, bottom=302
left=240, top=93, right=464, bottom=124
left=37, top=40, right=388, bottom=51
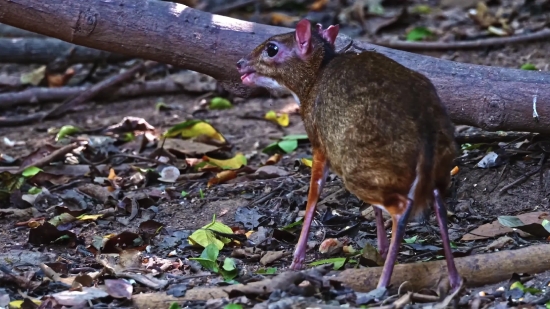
left=284, top=48, right=335, bottom=106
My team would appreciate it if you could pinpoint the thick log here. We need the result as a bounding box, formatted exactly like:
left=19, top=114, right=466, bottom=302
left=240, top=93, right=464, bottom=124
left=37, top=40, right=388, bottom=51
left=0, top=0, right=549, bottom=133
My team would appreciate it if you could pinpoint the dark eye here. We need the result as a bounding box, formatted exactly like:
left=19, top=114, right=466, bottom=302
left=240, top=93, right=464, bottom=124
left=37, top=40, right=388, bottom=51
left=266, top=43, right=279, bottom=57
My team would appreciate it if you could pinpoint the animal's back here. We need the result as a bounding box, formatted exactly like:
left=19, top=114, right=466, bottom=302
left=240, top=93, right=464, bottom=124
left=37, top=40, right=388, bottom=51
left=309, top=51, right=448, bottom=212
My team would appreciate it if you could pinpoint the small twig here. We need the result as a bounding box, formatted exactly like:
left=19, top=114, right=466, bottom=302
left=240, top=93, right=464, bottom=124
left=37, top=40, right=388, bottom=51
left=0, top=112, right=44, bottom=127
left=16, top=142, right=79, bottom=173
left=210, top=0, right=257, bottom=14
left=499, top=166, right=542, bottom=195
left=375, top=28, right=550, bottom=51
left=455, top=131, right=533, bottom=144
left=0, top=75, right=207, bottom=110
left=42, top=60, right=158, bottom=120
left=82, top=153, right=165, bottom=166
left=488, top=164, right=508, bottom=193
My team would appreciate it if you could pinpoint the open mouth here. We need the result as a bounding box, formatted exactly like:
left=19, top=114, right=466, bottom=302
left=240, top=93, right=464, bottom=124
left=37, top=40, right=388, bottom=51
left=240, top=71, right=255, bottom=81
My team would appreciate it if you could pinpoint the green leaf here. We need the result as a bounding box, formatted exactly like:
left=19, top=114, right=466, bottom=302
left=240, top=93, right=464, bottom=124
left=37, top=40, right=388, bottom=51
left=498, top=216, right=524, bottom=228
left=199, top=188, right=204, bottom=199
left=20, top=66, right=46, bottom=86
left=524, top=287, right=542, bottom=295
left=278, top=139, right=298, bottom=154
left=281, top=134, right=309, bottom=140
left=122, top=132, right=135, bottom=142
left=220, top=257, right=238, bottom=280
left=55, top=125, right=81, bottom=141
left=223, top=304, right=243, bottom=309
left=256, top=267, right=277, bottom=275
left=209, top=97, right=233, bottom=110
left=309, top=257, right=347, bottom=270
left=22, top=166, right=42, bottom=177
left=155, top=101, right=168, bottom=112
left=281, top=218, right=303, bottom=230
left=510, top=280, right=542, bottom=294
left=262, top=142, right=280, bottom=154
left=404, top=235, right=418, bottom=244
left=163, top=119, right=204, bottom=137
left=411, top=4, right=431, bottom=14
left=28, top=186, right=42, bottom=194
left=461, top=143, right=485, bottom=151
left=545, top=301, right=550, bottom=309
left=181, top=191, right=189, bottom=197
left=189, top=244, right=220, bottom=272
left=406, top=27, right=433, bottom=41
left=168, top=302, right=182, bottom=309
left=521, top=63, right=537, bottom=70
left=369, top=3, right=384, bottom=15
left=223, top=257, right=237, bottom=271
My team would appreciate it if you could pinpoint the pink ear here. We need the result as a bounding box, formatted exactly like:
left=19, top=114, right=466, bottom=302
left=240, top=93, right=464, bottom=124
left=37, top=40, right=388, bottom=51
left=321, top=24, right=339, bottom=47
left=295, top=19, right=312, bottom=57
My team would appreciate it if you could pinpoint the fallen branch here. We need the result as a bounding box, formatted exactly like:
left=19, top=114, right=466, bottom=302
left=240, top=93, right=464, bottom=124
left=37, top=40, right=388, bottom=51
left=0, top=37, right=129, bottom=64
left=0, top=113, right=44, bottom=127
left=0, top=75, right=213, bottom=109
left=375, top=28, right=550, bottom=51
left=42, top=60, right=157, bottom=119
left=334, top=244, right=550, bottom=292
left=1, top=0, right=550, bottom=133
left=17, top=143, right=79, bottom=173
left=0, top=23, right=46, bottom=38
left=130, top=244, right=550, bottom=307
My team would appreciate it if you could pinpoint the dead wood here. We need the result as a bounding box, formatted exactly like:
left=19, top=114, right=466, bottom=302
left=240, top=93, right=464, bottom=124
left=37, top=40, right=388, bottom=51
left=0, top=0, right=550, bottom=133
left=0, top=75, right=212, bottom=109
left=0, top=23, right=46, bottom=38
left=43, top=60, right=157, bottom=119
left=0, top=38, right=128, bottom=64
left=17, top=143, right=80, bottom=173
left=128, top=244, right=550, bottom=307
left=333, top=244, right=550, bottom=292
left=375, top=28, right=550, bottom=51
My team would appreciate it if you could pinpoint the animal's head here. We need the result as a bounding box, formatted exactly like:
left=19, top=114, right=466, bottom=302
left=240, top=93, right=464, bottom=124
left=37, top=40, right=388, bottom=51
left=236, top=19, right=339, bottom=98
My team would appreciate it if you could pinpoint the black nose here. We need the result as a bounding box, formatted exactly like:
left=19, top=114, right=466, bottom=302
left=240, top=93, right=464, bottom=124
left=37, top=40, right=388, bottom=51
left=236, top=59, right=246, bottom=69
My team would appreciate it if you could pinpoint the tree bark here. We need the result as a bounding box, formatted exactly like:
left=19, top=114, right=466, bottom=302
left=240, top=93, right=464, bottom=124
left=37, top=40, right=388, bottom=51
left=0, top=0, right=549, bottom=133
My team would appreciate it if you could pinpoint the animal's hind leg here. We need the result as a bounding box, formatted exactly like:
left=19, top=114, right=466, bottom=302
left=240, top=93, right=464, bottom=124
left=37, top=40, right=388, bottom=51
left=433, top=188, right=463, bottom=290
left=377, top=197, right=413, bottom=288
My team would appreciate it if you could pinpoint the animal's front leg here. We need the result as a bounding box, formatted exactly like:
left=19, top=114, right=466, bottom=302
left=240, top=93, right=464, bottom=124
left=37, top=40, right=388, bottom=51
left=290, top=149, right=329, bottom=270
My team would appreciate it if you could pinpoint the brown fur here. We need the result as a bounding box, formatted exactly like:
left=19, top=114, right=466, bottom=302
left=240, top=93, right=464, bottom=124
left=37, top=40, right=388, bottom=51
left=240, top=28, right=457, bottom=218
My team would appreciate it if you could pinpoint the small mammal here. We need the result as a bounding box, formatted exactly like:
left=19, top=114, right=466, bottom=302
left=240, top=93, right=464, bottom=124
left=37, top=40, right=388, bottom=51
left=237, top=19, right=461, bottom=290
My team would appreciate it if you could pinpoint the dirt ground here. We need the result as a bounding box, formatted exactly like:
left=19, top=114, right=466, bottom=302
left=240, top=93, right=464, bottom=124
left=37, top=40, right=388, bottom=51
left=1, top=1, right=550, bottom=308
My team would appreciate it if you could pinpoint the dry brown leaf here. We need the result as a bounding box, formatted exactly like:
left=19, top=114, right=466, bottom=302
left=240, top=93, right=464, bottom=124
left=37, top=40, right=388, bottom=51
left=207, top=170, right=237, bottom=187
left=461, top=211, right=549, bottom=241
left=309, top=0, right=329, bottom=11
left=265, top=153, right=282, bottom=165
left=163, top=138, right=220, bottom=157
left=270, top=13, right=299, bottom=26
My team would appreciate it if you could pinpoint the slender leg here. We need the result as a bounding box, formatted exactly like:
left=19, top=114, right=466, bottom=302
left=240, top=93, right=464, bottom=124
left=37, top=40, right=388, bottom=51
left=375, top=207, right=389, bottom=259
left=290, top=150, right=329, bottom=270
left=377, top=198, right=413, bottom=288
left=433, top=189, right=462, bottom=290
